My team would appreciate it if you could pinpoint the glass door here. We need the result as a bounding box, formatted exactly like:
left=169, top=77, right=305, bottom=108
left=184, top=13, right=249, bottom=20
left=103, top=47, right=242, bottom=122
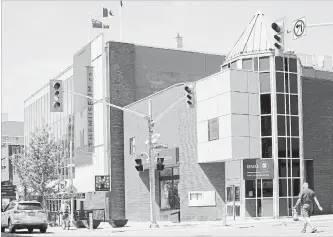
left=226, top=185, right=240, bottom=220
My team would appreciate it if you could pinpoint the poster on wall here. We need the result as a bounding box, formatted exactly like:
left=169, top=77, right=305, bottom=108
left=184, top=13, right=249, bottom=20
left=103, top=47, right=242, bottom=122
left=243, top=159, right=274, bottom=180
left=95, top=175, right=110, bottom=191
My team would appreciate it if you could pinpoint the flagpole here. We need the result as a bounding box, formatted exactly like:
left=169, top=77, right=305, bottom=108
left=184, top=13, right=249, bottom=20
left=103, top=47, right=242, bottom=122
left=102, top=4, right=104, bottom=33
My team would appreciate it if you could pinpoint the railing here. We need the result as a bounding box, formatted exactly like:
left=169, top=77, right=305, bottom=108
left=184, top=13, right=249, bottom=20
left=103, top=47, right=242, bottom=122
left=297, top=53, right=333, bottom=71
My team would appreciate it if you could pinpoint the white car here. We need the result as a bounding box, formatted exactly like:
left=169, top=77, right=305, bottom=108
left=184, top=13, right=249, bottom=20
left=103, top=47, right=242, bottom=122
left=1, top=200, right=48, bottom=233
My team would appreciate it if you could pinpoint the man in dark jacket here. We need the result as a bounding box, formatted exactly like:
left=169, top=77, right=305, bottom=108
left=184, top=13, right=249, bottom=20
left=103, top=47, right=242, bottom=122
left=294, top=182, right=323, bottom=233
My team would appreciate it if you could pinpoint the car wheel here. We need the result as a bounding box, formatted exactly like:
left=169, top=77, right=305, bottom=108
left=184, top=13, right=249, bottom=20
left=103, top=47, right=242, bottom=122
left=1, top=227, right=5, bottom=232
left=28, top=228, right=33, bottom=233
left=40, top=228, right=47, bottom=233
left=8, top=220, right=15, bottom=233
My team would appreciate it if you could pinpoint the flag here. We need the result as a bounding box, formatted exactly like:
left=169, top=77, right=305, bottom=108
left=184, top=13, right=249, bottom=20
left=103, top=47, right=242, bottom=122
left=120, top=1, right=123, bottom=7
left=103, top=7, right=113, bottom=17
left=92, top=19, right=109, bottom=29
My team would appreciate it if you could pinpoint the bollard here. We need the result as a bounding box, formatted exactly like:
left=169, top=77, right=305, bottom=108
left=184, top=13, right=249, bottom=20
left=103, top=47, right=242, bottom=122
left=89, top=213, right=93, bottom=230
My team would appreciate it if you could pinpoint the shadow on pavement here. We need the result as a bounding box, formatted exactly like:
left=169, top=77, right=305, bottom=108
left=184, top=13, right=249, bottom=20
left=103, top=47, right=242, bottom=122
left=2, top=230, right=54, bottom=236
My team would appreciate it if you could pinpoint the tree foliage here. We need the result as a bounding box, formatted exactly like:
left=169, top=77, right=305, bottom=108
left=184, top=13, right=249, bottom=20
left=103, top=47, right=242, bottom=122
left=11, top=123, right=67, bottom=206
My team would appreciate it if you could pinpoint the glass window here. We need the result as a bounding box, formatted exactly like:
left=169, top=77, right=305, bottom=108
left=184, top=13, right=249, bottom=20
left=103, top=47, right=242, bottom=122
left=279, top=179, right=288, bottom=197
left=208, top=118, right=219, bottom=141
left=284, top=57, right=289, bottom=72
left=254, top=57, right=259, bottom=71
left=279, top=198, right=288, bottom=216
left=257, top=180, right=262, bottom=197
left=262, top=180, right=273, bottom=197
left=242, top=58, right=253, bottom=70
left=160, top=179, right=179, bottom=210
left=287, top=137, right=291, bottom=157
left=259, top=73, right=271, bottom=93
left=262, top=138, right=272, bottom=158
left=275, top=56, right=284, bottom=71
left=292, top=178, right=301, bottom=196
left=276, top=72, right=284, bottom=93
left=245, top=180, right=256, bottom=198
left=285, top=73, right=289, bottom=93
left=289, top=73, right=298, bottom=94
left=260, top=94, right=271, bottom=114
left=292, top=160, right=300, bottom=177
left=227, top=187, right=234, bottom=202
left=290, top=95, right=298, bottom=115
left=291, top=138, right=299, bottom=158
left=259, top=57, right=270, bottom=71
left=277, top=115, right=286, bottom=136
left=278, top=137, right=286, bottom=158
left=286, top=116, right=290, bottom=136
left=277, top=94, right=285, bottom=114
left=235, top=186, right=240, bottom=201
left=278, top=159, right=287, bottom=177
left=286, top=95, right=290, bottom=115
left=261, top=116, right=272, bottom=136
left=289, top=58, right=297, bottom=73
left=291, top=116, right=299, bottom=136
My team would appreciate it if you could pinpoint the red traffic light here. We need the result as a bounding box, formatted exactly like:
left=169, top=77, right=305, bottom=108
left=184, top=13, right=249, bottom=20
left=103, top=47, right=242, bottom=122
left=271, top=22, right=281, bottom=33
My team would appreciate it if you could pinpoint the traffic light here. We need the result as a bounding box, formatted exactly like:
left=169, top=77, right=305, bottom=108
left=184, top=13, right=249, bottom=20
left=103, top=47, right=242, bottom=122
left=271, top=20, right=285, bottom=52
left=184, top=84, right=195, bottom=108
left=156, top=157, right=164, bottom=171
left=135, top=158, right=143, bottom=172
left=50, top=80, right=63, bottom=112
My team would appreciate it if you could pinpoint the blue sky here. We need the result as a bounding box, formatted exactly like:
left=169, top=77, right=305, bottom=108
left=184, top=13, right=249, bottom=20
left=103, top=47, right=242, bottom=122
left=2, top=1, right=333, bottom=121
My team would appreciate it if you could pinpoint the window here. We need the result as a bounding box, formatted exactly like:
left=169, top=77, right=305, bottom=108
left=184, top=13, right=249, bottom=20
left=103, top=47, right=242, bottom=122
left=129, top=137, right=136, bottom=155
left=291, top=117, right=299, bottom=136
left=289, top=73, right=298, bottom=94
left=276, top=72, right=284, bottom=93
left=277, top=116, right=286, bottom=136
left=277, top=94, right=285, bottom=114
left=275, top=56, right=284, bottom=71
left=245, top=180, right=256, bottom=198
left=242, top=58, right=253, bottom=70
left=259, top=73, right=271, bottom=93
left=263, top=179, right=273, bottom=197
left=160, top=180, right=180, bottom=210
left=261, top=138, right=272, bottom=158
left=208, top=118, right=219, bottom=141
left=254, top=57, right=259, bottom=71
left=278, top=137, right=286, bottom=158
left=291, top=138, right=299, bottom=158
left=278, top=159, right=287, bottom=177
left=284, top=73, right=289, bottom=93
left=260, top=94, right=271, bottom=114
left=259, top=57, right=270, bottom=71
left=289, top=58, right=297, bottom=73
left=261, top=116, right=272, bottom=136
left=290, top=95, right=298, bottom=115
left=284, top=58, right=289, bottom=72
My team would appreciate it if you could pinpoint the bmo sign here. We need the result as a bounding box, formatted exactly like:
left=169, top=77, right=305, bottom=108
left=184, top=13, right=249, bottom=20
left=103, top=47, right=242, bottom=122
left=243, top=159, right=274, bottom=180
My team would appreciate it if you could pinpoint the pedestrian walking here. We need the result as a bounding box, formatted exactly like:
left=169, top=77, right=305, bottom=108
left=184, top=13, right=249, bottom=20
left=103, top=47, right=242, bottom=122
left=294, top=182, right=323, bottom=233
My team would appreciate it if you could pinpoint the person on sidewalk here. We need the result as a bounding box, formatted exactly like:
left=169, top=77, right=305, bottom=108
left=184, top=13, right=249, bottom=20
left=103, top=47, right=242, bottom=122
left=294, top=182, right=323, bottom=233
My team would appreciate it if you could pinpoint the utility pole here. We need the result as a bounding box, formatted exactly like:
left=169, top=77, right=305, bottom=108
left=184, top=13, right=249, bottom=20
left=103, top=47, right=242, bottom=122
left=69, top=141, right=74, bottom=223
left=148, top=99, right=159, bottom=228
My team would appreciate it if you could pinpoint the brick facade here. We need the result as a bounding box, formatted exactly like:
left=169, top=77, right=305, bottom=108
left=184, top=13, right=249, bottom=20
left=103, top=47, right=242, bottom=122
left=302, top=69, right=333, bottom=215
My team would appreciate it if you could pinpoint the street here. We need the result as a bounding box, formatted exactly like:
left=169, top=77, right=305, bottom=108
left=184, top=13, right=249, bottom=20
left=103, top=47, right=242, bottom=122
left=2, top=218, right=333, bottom=236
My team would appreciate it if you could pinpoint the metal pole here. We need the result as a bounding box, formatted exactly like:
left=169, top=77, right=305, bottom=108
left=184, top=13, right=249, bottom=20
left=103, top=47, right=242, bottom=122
left=307, top=22, right=333, bottom=28
left=148, top=99, right=159, bottom=228
left=69, top=141, right=74, bottom=223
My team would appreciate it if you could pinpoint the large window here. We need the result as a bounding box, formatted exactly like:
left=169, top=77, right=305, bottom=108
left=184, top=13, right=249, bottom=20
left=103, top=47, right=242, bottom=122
left=159, top=167, right=180, bottom=211
left=208, top=118, right=219, bottom=141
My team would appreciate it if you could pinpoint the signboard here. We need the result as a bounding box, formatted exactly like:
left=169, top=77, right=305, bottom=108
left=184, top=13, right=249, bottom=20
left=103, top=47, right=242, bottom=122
left=143, top=147, right=179, bottom=170
left=1, top=184, right=16, bottom=197
left=293, top=17, right=306, bottom=40
left=66, top=184, right=77, bottom=196
left=86, top=66, right=94, bottom=148
left=95, top=175, right=110, bottom=191
left=243, top=159, right=274, bottom=180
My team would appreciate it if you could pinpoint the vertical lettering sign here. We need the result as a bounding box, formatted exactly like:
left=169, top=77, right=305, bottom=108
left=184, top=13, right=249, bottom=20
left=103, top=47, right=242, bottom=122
left=86, top=66, right=94, bottom=148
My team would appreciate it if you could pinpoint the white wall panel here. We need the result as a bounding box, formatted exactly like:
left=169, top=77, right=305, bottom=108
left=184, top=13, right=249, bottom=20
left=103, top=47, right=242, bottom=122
left=217, top=71, right=231, bottom=95
left=232, top=137, right=250, bottom=159
left=92, top=57, right=103, bottom=100
left=249, top=137, right=260, bottom=159
left=206, top=97, right=219, bottom=120
left=94, top=102, right=104, bottom=146
left=249, top=115, right=260, bottom=138
left=91, top=34, right=103, bottom=60
left=197, top=142, right=209, bottom=163
left=197, top=121, right=208, bottom=143
left=230, top=70, right=248, bottom=93
left=219, top=115, right=231, bottom=139
left=196, top=100, right=207, bottom=122
left=231, top=114, right=249, bottom=137
left=248, top=93, right=260, bottom=115
left=230, top=92, right=249, bottom=115
left=217, top=93, right=231, bottom=116
left=196, top=75, right=218, bottom=102
left=247, top=71, right=259, bottom=94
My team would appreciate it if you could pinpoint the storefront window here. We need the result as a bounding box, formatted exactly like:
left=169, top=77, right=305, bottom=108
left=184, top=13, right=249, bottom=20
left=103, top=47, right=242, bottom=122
left=245, top=180, right=256, bottom=198
left=160, top=179, right=179, bottom=210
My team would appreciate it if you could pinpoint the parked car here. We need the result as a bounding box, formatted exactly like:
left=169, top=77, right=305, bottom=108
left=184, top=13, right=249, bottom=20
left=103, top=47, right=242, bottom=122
left=1, top=200, right=48, bottom=233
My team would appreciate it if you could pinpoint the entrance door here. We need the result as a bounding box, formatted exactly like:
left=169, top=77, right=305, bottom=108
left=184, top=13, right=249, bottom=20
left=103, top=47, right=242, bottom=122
left=226, top=185, right=240, bottom=220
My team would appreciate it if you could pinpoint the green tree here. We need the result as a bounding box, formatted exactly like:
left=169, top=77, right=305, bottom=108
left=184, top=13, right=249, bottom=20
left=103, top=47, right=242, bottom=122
left=11, top=123, right=66, bottom=208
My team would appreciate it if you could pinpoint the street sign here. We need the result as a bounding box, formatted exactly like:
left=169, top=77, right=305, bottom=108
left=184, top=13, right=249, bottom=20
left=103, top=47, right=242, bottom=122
left=58, top=180, right=67, bottom=192
left=66, top=184, right=77, bottom=195
left=293, top=17, right=306, bottom=40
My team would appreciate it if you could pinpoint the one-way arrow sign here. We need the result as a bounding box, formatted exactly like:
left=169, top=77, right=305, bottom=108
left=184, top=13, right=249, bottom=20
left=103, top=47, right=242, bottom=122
left=293, top=17, right=306, bottom=40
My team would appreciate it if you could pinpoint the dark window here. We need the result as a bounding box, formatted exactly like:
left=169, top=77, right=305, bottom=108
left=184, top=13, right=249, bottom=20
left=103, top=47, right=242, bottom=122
left=286, top=95, right=290, bottom=115
left=275, top=56, right=284, bottom=71
left=277, top=94, right=285, bottom=114
left=263, top=179, right=273, bottom=197
left=257, top=180, right=262, bottom=197
left=276, top=72, right=284, bottom=93
left=289, top=58, right=297, bottom=73
left=279, top=179, right=288, bottom=197
left=278, top=137, right=286, bottom=158
left=245, top=180, right=256, bottom=198
left=289, top=73, right=298, bottom=94
left=278, top=159, right=287, bottom=177
left=291, top=116, right=299, bottom=136
left=284, top=57, right=289, bottom=72
left=292, top=160, right=300, bottom=177
left=285, top=73, right=289, bottom=93
left=279, top=198, right=288, bottom=216
left=292, top=138, right=299, bottom=158
left=262, top=138, right=272, bottom=158
left=254, top=57, right=259, bottom=71
left=260, top=94, right=271, bottom=114
left=286, top=116, right=290, bottom=136
left=287, top=137, right=291, bottom=157
left=129, top=137, right=135, bottom=155
left=287, top=159, right=292, bottom=177
left=208, top=118, right=219, bottom=141
left=292, top=179, right=301, bottom=196
left=288, top=179, right=292, bottom=197
left=259, top=57, right=270, bottom=71
left=259, top=73, right=271, bottom=93
left=290, top=95, right=298, bottom=115
left=277, top=115, right=286, bottom=136
left=242, top=58, right=253, bottom=70
left=261, top=116, right=272, bottom=136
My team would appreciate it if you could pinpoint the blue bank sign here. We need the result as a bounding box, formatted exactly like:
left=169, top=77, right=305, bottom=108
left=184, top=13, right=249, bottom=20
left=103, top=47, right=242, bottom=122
left=243, top=159, right=274, bottom=180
